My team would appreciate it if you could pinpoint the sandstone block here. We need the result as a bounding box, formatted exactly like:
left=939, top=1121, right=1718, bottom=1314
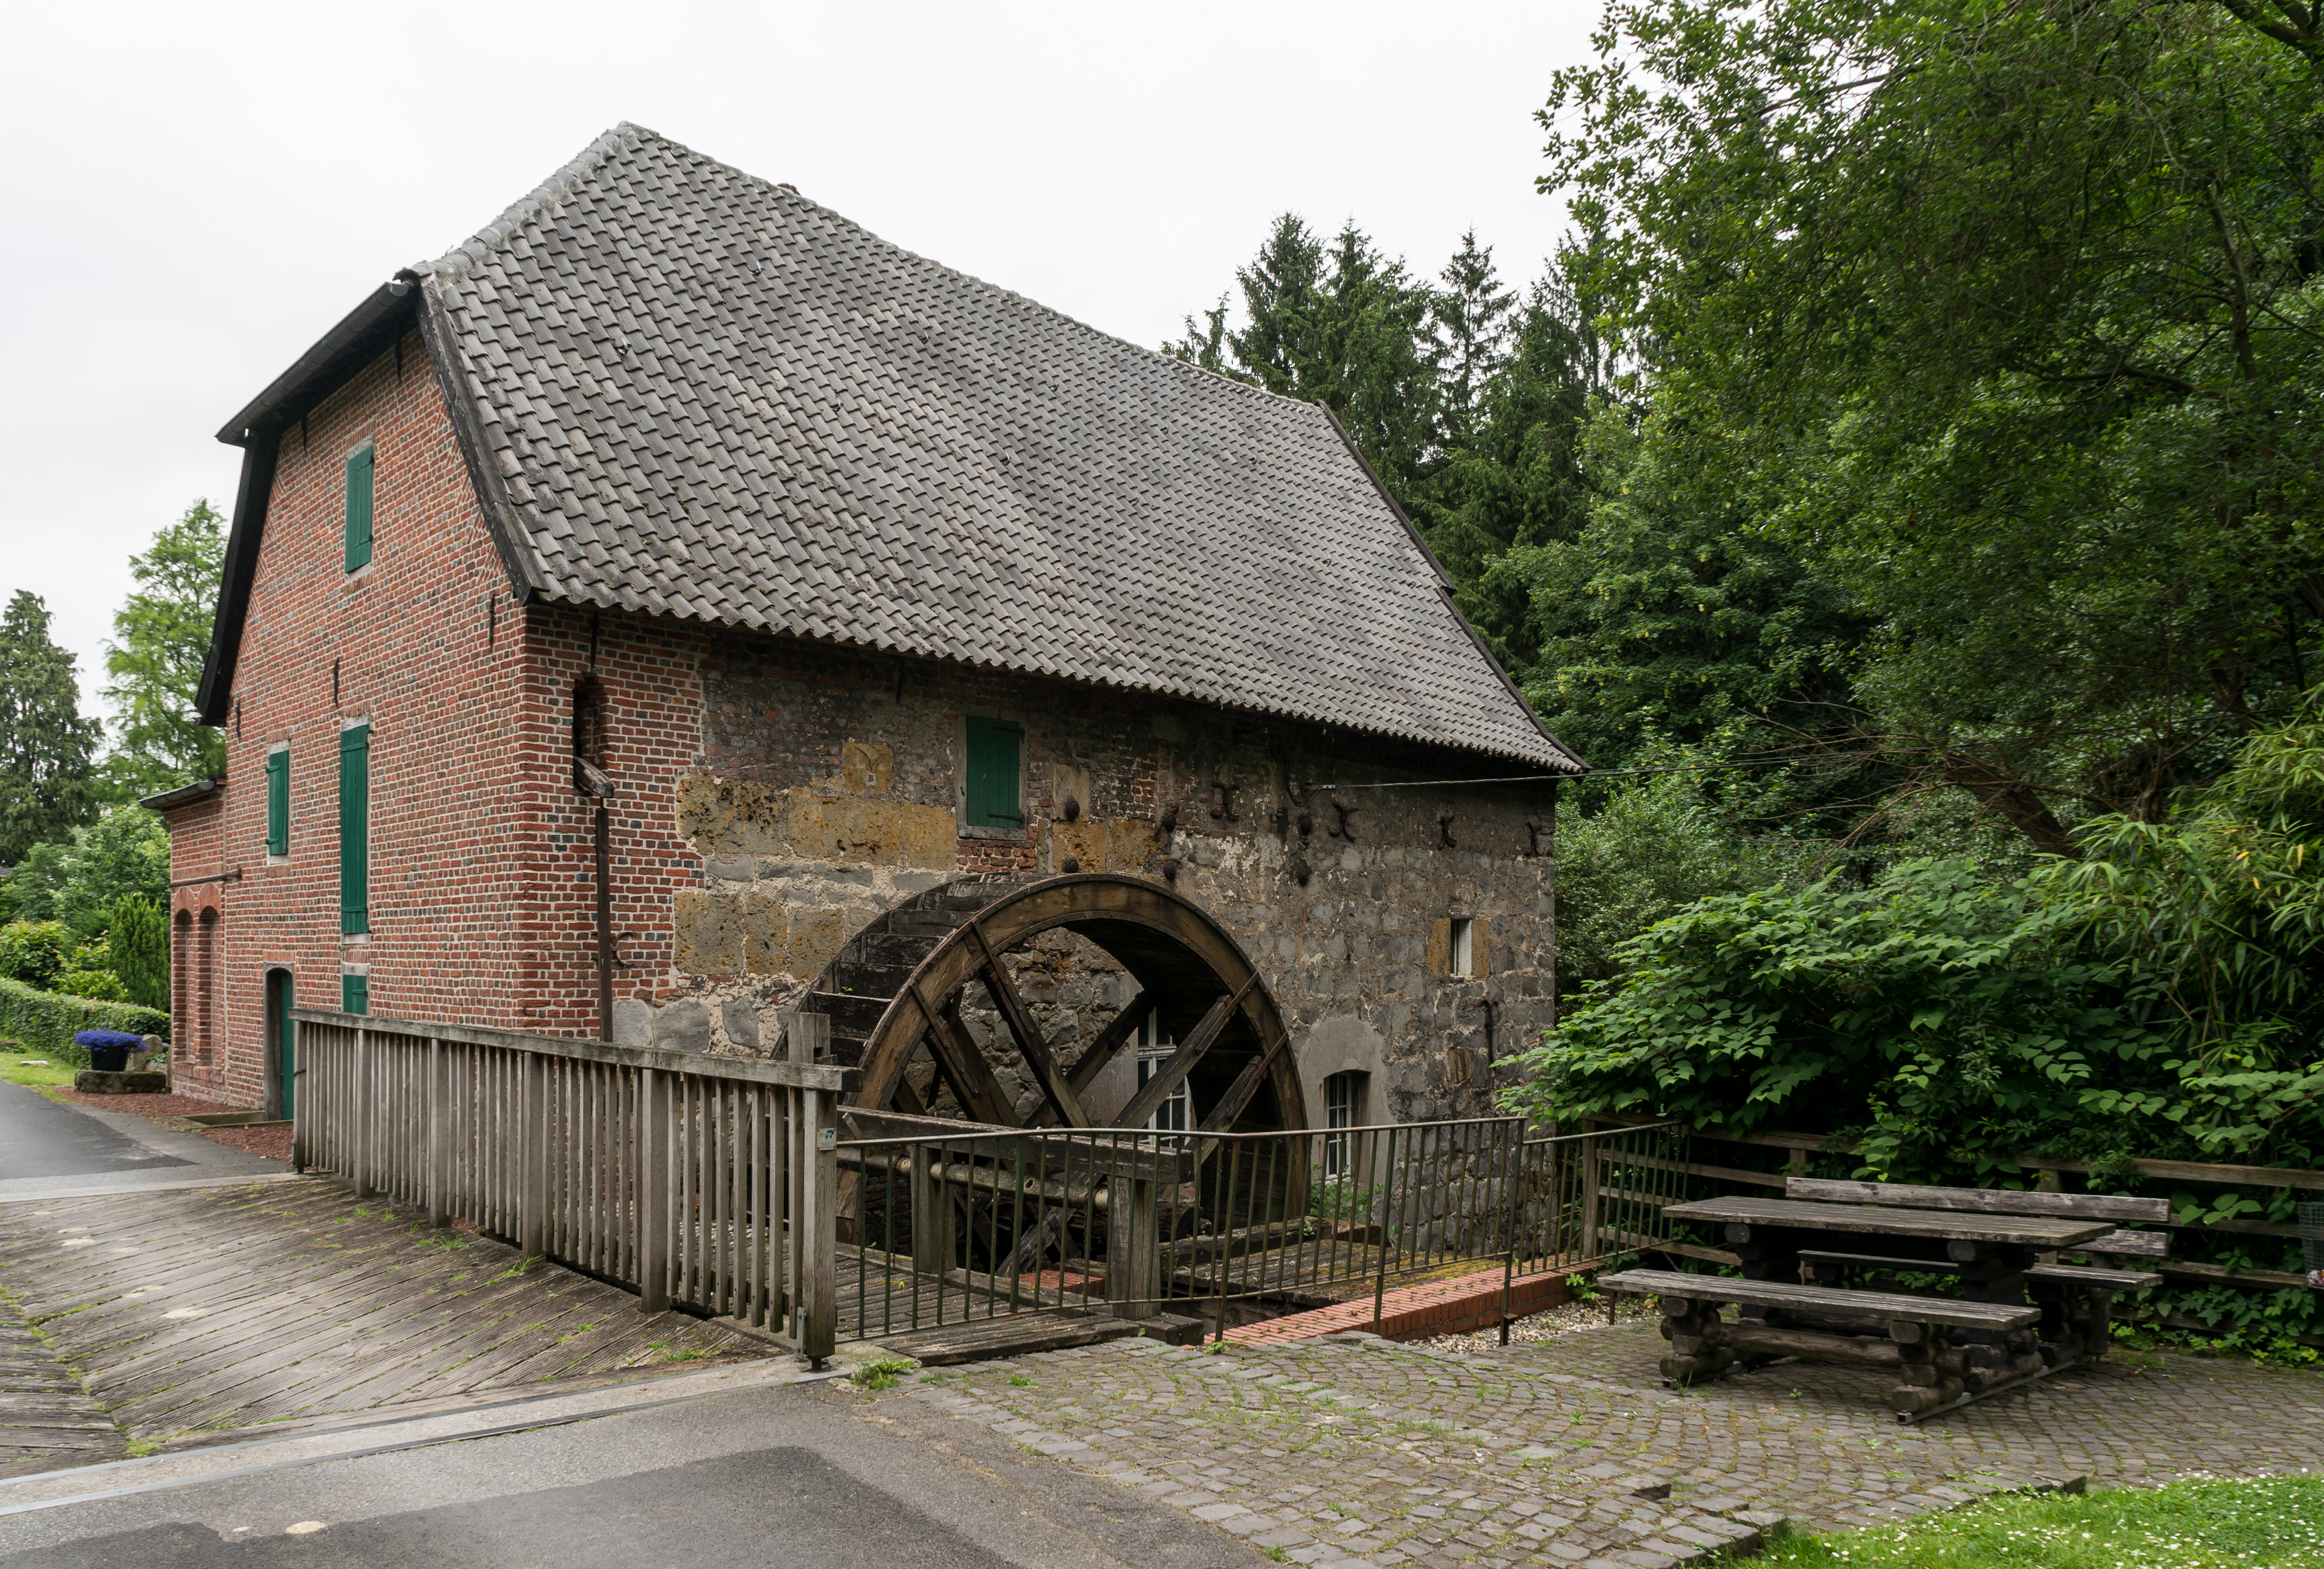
left=73, top=1070, right=168, bottom=1094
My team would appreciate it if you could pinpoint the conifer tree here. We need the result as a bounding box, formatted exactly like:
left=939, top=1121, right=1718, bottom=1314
left=108, top=894, right=168, bottom=1011
left=0, top=591, right=101, bottom=865
left=103, top=499, right=227, bottom=795
left=1432, top=230, right=1518, bottom=453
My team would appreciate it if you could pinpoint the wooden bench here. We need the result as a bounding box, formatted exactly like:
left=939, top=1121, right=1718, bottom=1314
left=1785, top=1178, right=2168, bottom=1363
left=1598, top=1268, right=2044, bottom=1419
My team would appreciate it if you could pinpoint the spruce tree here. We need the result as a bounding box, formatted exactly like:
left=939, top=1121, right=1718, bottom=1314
left=0, top=591, right=101, bottom=865
left=1432, top=230, right=1518, bottom=453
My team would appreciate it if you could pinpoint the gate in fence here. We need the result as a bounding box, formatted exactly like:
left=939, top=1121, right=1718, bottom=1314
left=834, top=1116, right=1687, bottom=1341
left=290, top=1010, right=855, bottom=1362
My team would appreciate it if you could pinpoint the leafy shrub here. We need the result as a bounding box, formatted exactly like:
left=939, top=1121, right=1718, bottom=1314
left=50, top=969, right=125, bottom=1001
left=0, top=921, right=71, bottom=989
left=108, top=895, right=167, bottom=1011
left=0, top=975, right=167, bottom=1065
left=1503, top=857, right=2153, bottom=1175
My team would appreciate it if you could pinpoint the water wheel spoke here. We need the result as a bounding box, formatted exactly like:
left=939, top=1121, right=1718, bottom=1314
left=1025, top=988, right=1151, bottom=1129
left=970, top=921, right=1092, bottom=1129
left=1117, top=974, right=1256, bottom=1131
left=914, top=983, right=1021, bottom=1127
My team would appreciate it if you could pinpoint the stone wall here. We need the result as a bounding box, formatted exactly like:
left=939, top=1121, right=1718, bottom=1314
left=655, top=628, right=1561, bottom=1124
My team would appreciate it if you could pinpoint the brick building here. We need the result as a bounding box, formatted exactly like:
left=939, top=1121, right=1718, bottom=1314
left=153, top=124, right=1586, bottom=1129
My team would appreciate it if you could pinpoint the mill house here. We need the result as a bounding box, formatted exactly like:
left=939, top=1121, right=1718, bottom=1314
left=152, top=124, right=1586, bottom=1150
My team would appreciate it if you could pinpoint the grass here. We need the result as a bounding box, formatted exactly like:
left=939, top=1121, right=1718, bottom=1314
left=1758, top=1475, right=2324, bottom=1567
left=1, top=1054, right=80, bottom=1097
left=850, top=1355, right=920, bottom=1391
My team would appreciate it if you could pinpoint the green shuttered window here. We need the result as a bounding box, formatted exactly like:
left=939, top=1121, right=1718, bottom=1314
left=342, top=973, right=368, bottom=1015
left=265, top=748, right=289, bottom=856
left=345, top=446, right=374, bottom=572
left=339, top=724, right=369, bottom=935
left=964, top=718, right=1021, bottom=829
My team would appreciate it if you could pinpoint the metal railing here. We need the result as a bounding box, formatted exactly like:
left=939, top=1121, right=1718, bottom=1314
left=835, top=1116, right=1685, bottom=1341
left=292, top=1009, right=855, bottom=1361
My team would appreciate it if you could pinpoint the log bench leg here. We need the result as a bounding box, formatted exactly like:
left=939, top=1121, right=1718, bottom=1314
left=2028, top=1276, right=2101, bottom=1368
left=1654, top=1295, right=1737, bottom=1385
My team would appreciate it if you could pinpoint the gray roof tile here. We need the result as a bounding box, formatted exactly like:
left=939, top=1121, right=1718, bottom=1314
left=419, top=124, right=1581, bottom=771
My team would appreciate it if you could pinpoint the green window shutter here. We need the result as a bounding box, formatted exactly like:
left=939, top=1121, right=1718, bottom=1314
left=266, top=749, right=289, bottom=856
left=342, top=973, right=368, bottom=1015
left=345, top=447, right=374, bottom=572
left=963, top=719, right=1021, bottom=829
left=339, top=725, right=370, bottom=935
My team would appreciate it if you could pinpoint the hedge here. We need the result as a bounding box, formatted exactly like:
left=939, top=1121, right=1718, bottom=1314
left=0, top=976, right=168, bottom=1067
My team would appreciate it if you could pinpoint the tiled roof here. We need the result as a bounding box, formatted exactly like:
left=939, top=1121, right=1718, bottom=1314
left=416, top=125, right=1581, bottom=770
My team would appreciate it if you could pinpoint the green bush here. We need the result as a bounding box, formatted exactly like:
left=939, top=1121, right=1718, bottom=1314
left=1503, top=857, right=2149, bottom=1170
left=0, top=921, right=71, bottom=989
left=49, top=969, right=125, bottom=1001
left=0, top=975, right=168, bottom=1065
left=108, top=896, right=167, bottom=1011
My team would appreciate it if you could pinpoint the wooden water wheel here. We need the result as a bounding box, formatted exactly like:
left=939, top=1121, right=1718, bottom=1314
left=799, top=873, right=1303, bottom=1133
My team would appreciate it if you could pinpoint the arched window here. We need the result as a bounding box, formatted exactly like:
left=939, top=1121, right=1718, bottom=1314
left=572, top=677, right=611, bottom=795
left=196, top=908, right=219, bottom=1065
left=172, top=910, right=192, bottom=1059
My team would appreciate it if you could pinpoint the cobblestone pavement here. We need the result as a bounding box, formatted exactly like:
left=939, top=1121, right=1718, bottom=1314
left=873, top=1320, right=2324, bottom=1569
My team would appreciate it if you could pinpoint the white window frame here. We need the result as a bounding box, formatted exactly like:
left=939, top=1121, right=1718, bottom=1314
left=1322, top=1070, right=1364, bottom=1178
left=1449, top=917, right=1475, bottom=978
left=1135, top=1009, right=1192, bottom=1133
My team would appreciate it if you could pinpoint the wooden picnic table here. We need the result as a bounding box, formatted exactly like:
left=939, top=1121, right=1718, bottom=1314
left=1611, top=1191, right=2137, bottom=1422
left=1662, top=1195, right=2113, bottom=1250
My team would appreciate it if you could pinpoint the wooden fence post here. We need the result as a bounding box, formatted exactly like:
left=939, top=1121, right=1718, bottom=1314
left=427, top=1038, right=450, bottom=1228
left=638, top=1067, right=670, bottom=1313
left=782, top=1009, right=828, bottom=1065
left=290, top=1019, right=309, bottom=1175
left=799, top=1085, right=838, bottom=1367
left=1105, top=1155, right=1163, bottom=1320
left=520, top=1051, right=547, bottom=1258
left=353, top=1025, right=374, bottom=1199
left=1579, top=1130, right=1604, bottom=1262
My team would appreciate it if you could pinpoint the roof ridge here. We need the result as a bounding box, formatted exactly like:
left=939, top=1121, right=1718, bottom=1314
left=418, top=122, right=652, bottom=281
left=426, top=123, right=1312, bottom=415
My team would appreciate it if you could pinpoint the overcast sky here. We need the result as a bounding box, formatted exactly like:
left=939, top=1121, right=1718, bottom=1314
left=2, top=1, right=1599, bottom=725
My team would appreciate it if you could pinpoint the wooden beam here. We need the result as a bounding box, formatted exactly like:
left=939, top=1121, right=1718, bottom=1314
left=969, top=922, right=1091, bottom=1129
left=908, top=982, right=1019, bottom=1128
left=1069, top=989, right=1152, bottom=1099
left=1788, top=1177, right=2171, bottom=1225
left=1118, top=977, right=1253, bottom=1132
left=1193, top=979, right=1287, bottom=1134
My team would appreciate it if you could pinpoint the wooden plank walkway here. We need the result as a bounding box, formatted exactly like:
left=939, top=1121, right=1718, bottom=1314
left=0, top=1310, right=123, bottom=1478
left=0, top=1178, right=755, bottom=1453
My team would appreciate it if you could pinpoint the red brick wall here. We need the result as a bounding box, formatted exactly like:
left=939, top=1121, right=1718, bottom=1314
left=160, top=794, right=225, bottom=1067
left=172, top=328, right=544, bottom=1105
left=517, top=604, right=708, bottom=1035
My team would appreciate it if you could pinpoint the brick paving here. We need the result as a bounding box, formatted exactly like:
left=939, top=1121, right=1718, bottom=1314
left=870, top=1317, right=2324, bottom=1568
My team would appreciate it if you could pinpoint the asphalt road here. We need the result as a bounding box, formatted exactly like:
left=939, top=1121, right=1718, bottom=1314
left=0, top=1081, right=282, bottom=1195
left=0, top=1378, right=1251, bottom=1569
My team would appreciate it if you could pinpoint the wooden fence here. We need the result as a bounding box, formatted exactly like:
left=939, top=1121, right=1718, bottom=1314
left=289, top=1008, right=856, bottom=1362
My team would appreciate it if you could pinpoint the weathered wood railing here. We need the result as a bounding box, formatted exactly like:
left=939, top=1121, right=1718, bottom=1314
left=290, top=1008, right=856, bottom=1363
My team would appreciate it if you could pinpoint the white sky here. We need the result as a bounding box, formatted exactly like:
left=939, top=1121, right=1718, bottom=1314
left=1, top=0, right=1599, bottom=725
